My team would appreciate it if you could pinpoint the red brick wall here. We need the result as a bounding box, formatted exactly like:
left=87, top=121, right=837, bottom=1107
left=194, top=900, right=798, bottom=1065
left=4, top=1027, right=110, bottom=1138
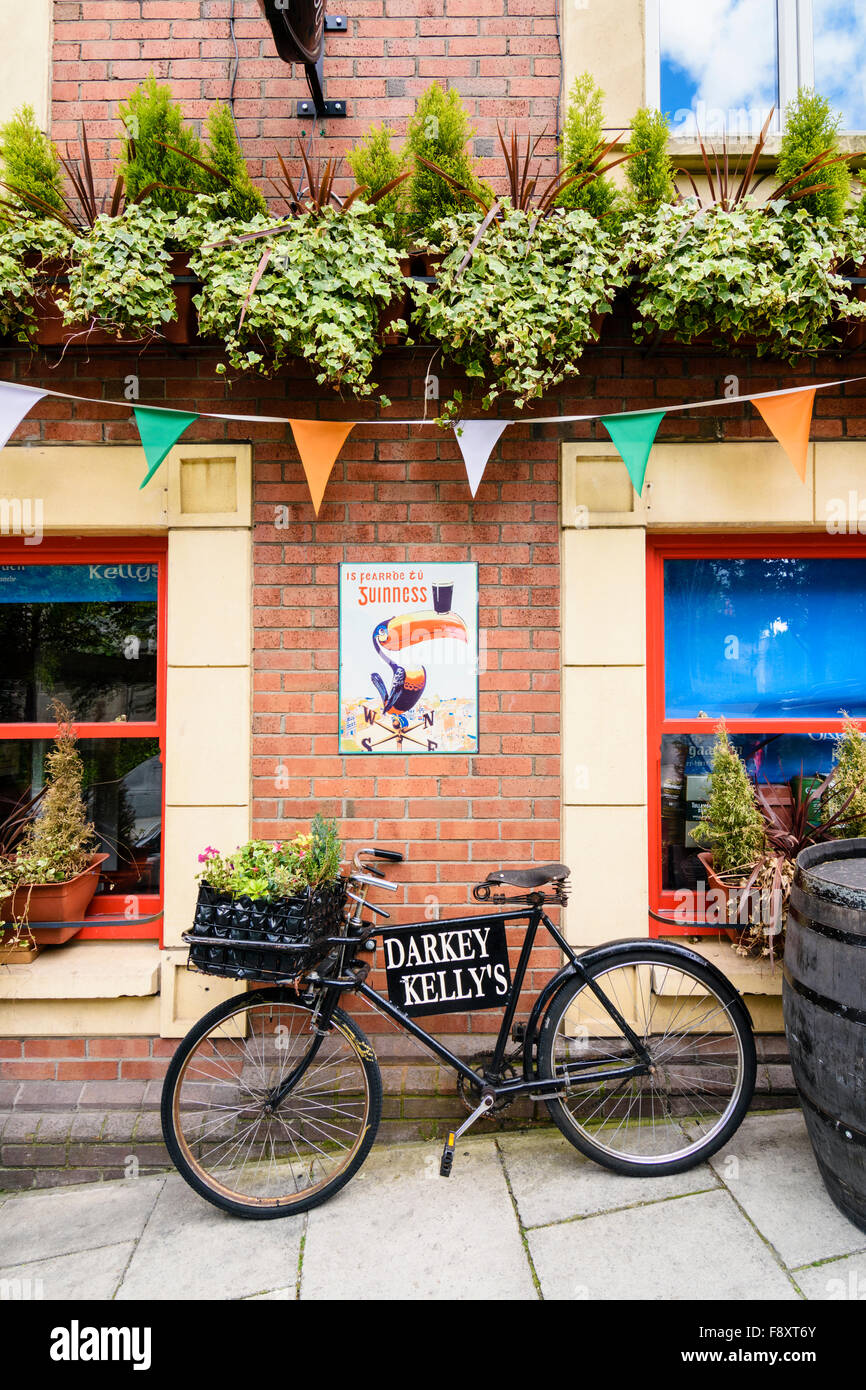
left=51, top=0, right=561, bottom=196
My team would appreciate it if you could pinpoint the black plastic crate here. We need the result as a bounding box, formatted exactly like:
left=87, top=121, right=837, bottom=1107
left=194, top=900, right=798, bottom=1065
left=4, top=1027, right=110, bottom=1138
left=183, top=878, right=347, bottom=982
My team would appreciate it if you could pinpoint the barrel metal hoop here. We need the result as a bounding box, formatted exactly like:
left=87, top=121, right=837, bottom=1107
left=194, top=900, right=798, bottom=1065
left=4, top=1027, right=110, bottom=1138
left=787, top=901, right=866, bottom=946
left=798, top=1089, right=866, bottom=1149
left=783, top=967, right=866, bottom=1027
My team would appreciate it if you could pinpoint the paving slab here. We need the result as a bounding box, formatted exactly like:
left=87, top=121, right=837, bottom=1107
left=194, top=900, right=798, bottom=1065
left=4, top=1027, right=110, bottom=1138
left=795, top=1250, right=866, bottom=1300
left=709, top=1112, right=866, bottom=1268
left=116, top=1174, right=303, bottom=1301
left=497, top=1128, right=719, bottom=1227
left=528, top=1188, right=800, bottom=1300
left=301, top=1137, right=535, bottom=1301
left=245, top=1286, right=294, bottom=1300
left=0, top=1174, right=165, bottom=1263
left=0, top=1241, right=135, bottom=1300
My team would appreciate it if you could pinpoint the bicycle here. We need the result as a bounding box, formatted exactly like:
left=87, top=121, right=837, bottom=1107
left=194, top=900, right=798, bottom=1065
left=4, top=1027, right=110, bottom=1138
left=161, top=848, right=756, bottom=1219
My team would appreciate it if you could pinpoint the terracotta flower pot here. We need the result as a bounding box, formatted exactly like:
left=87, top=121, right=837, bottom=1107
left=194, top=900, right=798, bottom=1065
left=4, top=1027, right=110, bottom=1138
left=1, top=853, right=109, bottom=943
left=0, top=936, right=41, bottom=964
left=32, top=252, right=198, bottom=348
left=696, top=850, right=748, bottom=943
left=378, top=256, right=411, bottom=346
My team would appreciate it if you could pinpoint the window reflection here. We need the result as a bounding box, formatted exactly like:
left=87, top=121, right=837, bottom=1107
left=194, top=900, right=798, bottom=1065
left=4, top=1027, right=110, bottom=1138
left=0, top=564, right=158, bottom=722
left=813, top=0, right=866, bottom=132
left=0, top=739, right=162, bottom=896
left=659, top=0, right=778, bottom=136
left=661, top=731, right=836, bottom=890
left=664, top=557, right=866, bottom=718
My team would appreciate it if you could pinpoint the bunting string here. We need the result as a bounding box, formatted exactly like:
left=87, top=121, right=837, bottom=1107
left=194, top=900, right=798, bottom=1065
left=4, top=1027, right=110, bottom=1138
left=0, top=374, right=861, bottom=504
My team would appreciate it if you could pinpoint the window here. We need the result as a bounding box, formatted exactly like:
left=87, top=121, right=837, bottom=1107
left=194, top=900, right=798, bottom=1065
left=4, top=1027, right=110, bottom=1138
left=0, top=541, right=166, bottom=939
left=647, top=0, right=866, bottom=135
left=647, top=536, right=866, bottom=930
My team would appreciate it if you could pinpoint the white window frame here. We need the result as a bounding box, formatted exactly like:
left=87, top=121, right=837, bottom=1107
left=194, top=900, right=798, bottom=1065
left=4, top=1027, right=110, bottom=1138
left=646, top=0, right=856, bottom=132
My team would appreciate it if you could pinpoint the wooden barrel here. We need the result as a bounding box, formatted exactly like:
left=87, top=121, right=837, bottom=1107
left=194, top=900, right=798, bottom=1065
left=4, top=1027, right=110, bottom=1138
left=784, top=839, right=866, bottom=1233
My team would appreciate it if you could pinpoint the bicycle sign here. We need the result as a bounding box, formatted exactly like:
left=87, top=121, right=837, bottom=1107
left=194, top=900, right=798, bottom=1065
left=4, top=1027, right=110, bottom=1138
left=380, top=916, right=512, bottom=1016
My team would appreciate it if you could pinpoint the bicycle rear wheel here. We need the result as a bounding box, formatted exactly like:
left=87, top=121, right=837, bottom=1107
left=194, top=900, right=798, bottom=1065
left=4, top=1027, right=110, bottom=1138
left=537, top=945, right=755, bottom=1176
left=161, top=988, right=381, bottom=1218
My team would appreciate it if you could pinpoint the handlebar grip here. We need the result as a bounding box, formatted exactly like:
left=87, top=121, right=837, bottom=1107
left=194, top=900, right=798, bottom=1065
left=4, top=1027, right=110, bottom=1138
left=371, top=849, right=404, bottom=863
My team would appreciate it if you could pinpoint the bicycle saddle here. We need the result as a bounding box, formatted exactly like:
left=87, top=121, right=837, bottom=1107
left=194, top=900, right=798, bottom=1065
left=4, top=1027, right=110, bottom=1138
left=485, top=863, right=570, bottom=889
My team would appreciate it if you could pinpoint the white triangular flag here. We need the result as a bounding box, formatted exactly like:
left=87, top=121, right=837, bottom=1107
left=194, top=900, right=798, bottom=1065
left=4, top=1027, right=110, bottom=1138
left=0, top=383, right=46, bottom=450
left=453, top=419, right=508, bottom=496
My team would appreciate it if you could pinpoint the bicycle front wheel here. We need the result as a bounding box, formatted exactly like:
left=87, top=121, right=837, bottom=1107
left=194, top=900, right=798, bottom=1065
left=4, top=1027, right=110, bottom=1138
left=161, top=988, right=381, bottom=1218
left=537, top=945, right=755, bottom=1176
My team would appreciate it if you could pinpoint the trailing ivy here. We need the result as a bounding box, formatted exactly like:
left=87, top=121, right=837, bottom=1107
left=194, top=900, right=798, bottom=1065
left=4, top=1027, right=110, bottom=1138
left=59, top=202, right=177, bottom=339
left=411, top=203, right=628, bottom=418
left=626, top=200, right=866, bottom=357
left=189, top=202, right=406, bottom=397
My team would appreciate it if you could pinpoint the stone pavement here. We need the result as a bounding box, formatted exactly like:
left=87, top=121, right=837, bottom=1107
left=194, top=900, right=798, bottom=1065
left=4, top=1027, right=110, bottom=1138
left=1, top=1110, right=864, bottom=1300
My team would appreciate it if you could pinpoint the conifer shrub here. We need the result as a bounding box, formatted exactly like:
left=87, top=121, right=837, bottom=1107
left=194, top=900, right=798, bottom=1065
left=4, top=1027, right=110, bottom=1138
left=693, top=722, right=766, bottom=873
left=828, top=712, right=866, bottom=837
left=556, top=73, right=618, bottom=220
left=777, top=88, right=851, bottom=225
left=625, top=107, right=675, bottom=212
left=200, top=103, right=266, bottom=221
left=405, top=84, right=492, bottom=232
left=118, top=73, right=204, bottom=215
left=346, top=122, right=408, bottom=246
left=0, top=105, right=65, bottom=214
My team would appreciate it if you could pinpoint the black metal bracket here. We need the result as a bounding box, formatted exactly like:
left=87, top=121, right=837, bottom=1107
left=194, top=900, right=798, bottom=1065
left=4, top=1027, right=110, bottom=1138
left=297, top=15, right=347, bottom=118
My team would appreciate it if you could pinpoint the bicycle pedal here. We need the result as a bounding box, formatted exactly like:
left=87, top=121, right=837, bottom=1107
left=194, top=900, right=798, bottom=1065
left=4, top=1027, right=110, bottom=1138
left=440, top=1131, right=456, bottom=1177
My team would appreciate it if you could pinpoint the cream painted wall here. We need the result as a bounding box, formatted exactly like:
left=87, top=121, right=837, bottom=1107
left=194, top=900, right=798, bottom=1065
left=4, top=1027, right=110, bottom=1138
left=563, top=0, right=645, bottom=130
left=0, top=442, right=253, bottom=1035
left=560, top=438, right=866, bottom=967
left=0, top=0, right=52, bottom=130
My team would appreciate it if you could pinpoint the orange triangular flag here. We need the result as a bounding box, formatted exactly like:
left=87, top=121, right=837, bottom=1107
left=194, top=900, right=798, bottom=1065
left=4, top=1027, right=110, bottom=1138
left=752, top=388, right=816, bottom=482
left=289, top=420, right=355, bottom=514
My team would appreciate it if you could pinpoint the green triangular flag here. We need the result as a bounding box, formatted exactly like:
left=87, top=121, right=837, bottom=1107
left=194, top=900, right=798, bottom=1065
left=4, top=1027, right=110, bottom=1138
left=134, top=406, right=198, bottom=488
left=600, top=409, right=666, bottom=495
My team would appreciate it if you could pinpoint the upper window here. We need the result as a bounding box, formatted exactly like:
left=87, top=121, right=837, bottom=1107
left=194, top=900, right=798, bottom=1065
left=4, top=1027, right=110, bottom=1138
left=0, top=544, right=165, bottom=933
left=648, top=0, right=866, bottom=135
left=647, top=537, right=866, bottom=916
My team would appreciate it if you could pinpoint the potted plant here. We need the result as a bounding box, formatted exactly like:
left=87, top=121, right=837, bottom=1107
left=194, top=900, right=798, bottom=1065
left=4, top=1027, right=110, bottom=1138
left=694, top=719, right=859, bottom=959
left=188, top=815, right=346, bottom=981
left=0, top=702, right=108, bottom=951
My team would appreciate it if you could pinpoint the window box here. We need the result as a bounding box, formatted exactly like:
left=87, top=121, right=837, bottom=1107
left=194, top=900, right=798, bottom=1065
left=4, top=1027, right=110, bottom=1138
left=30, top=250, right=199, bottom=349
left=1, top=852, right=109, bottom=941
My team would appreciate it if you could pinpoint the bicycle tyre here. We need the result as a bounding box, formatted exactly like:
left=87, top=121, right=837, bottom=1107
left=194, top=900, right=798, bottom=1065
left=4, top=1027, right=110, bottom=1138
left=161, top=987, right=382, bottom=1219
left=536, top=944, right=756, bottom=1176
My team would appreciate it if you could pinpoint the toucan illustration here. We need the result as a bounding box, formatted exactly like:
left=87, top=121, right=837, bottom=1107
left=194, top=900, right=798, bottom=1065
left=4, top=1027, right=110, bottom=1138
left=371, top=609, right=468, bottom=715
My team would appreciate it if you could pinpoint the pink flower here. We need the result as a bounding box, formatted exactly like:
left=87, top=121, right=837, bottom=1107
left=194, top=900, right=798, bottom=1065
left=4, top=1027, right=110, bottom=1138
left=198, top=846, right=219, bottom=863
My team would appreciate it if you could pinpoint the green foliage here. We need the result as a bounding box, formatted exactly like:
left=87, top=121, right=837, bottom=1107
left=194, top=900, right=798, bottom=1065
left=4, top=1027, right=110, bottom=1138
left=405, top=84, right=492, bottom=232
left=0, top=105, right=64, bottom=214
left=197, top=818, right=342, bottom=900
left=778, top=88, right=850, bottom=225
left=693, top=723, right=766, bottom=873
left=556, top=73, right=617, bottom=220
left=191, top=204, right=406, bottom=398
left=346, top=123, right=408, bottom=247
left=411, top=203, right=628, bottom=419
left=627, top=200, right=866, bottom=357
left=828, top=713, right=866, bottom=837
left=0, top=703, right=97, bottom=933
left=0, top=216, right=73, bottom=345
left=118, top=73, right=203, bottom=215
left=625, top=107, right=675, bottom=212
left=200, top=103, right=266, bottom=221
left=59, top=202, right=176, bottom=338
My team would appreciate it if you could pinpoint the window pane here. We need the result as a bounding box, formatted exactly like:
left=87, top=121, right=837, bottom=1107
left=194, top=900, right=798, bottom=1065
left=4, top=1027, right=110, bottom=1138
left=659, top=0, right=778, bottom=136
left=812, top=0, right=866, bottom=131
left=0, top=563, right=159, bottom=722
left=661, top=730, right=836, bottom=890
left=664, top=557, right=866, bottom=718
left=0, top=738, right=162, bottom=897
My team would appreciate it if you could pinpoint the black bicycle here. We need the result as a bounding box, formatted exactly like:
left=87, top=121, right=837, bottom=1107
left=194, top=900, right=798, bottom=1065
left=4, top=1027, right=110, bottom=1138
left=161, top=848, right=756, bottom=1219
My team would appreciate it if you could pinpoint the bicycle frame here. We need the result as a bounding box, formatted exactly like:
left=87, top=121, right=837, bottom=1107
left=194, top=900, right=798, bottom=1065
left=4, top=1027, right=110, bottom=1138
left=311, top=905, right=654, bottom=1103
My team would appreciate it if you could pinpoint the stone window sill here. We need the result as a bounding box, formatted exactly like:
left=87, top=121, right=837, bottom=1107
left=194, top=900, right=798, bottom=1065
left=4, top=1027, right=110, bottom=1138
left=0, top=941, right=160, bottom=1001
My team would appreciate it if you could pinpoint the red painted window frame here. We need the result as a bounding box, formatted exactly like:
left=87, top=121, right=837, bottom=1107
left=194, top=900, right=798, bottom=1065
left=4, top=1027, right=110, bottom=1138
left=0, top=536, right=167, bottom=942
left=646, top=532, right=866, bottom=936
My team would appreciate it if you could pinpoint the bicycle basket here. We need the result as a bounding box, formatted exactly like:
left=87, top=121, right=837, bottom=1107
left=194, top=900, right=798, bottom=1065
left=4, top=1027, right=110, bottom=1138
left=183, top=878, right=347, bottom=982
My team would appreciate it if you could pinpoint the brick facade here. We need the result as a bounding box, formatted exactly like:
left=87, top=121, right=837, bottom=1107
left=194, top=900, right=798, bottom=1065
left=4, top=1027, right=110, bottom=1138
left=51, top=0, right=561, bottom=194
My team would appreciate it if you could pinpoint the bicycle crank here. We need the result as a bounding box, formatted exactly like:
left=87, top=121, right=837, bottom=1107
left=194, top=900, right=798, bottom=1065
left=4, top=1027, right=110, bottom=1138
left=440, top=1089, right=495, bottom=1176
